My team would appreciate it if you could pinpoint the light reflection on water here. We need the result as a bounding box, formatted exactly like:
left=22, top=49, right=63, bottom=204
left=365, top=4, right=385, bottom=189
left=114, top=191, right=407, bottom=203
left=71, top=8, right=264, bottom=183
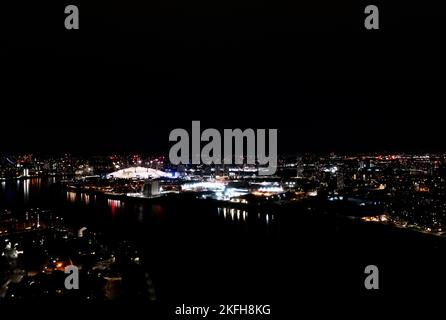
left=137, top=204, right=144, bottom=222
left=30, top=178, right=41, bottom=189
left=12, top=179, right=32, bottom=202
left=65, top=191, right=127, bottom=217
left=217, top=207, right=274, bottom=225
left=23, top=179, right=30, bottom=202
left=81, top=193, right=90, bottom=205
left=108, top=199, right=124, bottom=216
left=67, top=191, right=77, bottom=202
left=2, top=178, right=277, bottom=238
left=66, top=191, right=96, bottom=206
left=64, top=190, right=274, bottom=225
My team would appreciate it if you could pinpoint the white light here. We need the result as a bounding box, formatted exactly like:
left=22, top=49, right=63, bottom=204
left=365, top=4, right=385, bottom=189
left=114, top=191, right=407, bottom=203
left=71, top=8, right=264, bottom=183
left=107, top=166, right=171, bottom=179
left=259, top=186, right=283, bottom=193
left=182, top=181, right=225, bottom=192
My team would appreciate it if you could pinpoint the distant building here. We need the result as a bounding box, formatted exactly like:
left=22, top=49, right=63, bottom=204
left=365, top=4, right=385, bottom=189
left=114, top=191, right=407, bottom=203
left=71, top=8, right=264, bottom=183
left=143, top=180, right=160, bottom=197
left=107, top=166, right=172, bottom=179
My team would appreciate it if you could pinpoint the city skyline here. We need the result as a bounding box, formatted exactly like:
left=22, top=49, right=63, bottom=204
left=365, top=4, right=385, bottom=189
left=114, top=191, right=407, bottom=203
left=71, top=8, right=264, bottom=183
left=3, top=0, right=446, bottom=314
left=2, top=150, right=446, bottom=304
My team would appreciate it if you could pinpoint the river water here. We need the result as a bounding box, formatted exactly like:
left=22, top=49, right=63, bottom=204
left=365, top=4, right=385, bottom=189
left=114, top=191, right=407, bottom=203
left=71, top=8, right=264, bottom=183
left=0, top=178, right=282, bottom=302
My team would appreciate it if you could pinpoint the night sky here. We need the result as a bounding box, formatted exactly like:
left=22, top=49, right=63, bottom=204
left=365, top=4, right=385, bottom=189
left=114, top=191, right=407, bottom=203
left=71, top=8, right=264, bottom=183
left=2, top=1, right=446, bottom=153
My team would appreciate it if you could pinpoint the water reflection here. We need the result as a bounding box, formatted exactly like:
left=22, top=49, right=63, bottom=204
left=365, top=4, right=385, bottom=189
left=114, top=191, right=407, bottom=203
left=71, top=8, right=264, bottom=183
left=23, top=179, right=30, bottom=202
left=80, top=193, right=90, bottom=205
left=218, top=207, right=249, bottom=222
left=66, top=190, right=123, bottom=216
left=67, top=191, right=77, bottom=203
left=137, top=205, right=144, bottom=222
left=217, top=207, right=275, bottom=226
left=108, top=199, right=123, bottom=216
left=30, top=178, right=41, bottom=189
left=152, top=204, right=164, bottom=218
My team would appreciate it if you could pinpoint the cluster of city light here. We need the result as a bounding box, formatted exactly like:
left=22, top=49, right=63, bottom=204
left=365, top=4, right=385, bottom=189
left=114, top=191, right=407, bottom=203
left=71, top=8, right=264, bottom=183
left=214, top=187, right=249, bottom=201
left=182, top=180, right=287, bottom=202
left=361, top=215, right=388, bottom=222
left=323, top=166, right=338, bottom=173
left=181, top=181, right=226, bottom=192
left=219, top=207, right=248, bottom=221
left=258, top=186, right=284, bottom=193
left=106, top=166, right=173, bottom=179
left=252, top=191, right=274, bottom=197
left=328, top=196, right=344, bottom=201
left=228, top=167, right=257, bottom=172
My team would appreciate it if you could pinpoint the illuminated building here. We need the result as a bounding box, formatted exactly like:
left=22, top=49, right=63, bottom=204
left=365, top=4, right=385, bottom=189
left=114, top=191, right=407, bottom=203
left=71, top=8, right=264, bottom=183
left=107, top=166, right=172, bottom=179
left=143, top=180, right=160, bottom=196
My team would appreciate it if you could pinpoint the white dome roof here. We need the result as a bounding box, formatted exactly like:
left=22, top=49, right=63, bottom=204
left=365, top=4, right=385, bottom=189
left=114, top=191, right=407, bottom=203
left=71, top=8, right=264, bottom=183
left=107, top=166, right=171, bottom=179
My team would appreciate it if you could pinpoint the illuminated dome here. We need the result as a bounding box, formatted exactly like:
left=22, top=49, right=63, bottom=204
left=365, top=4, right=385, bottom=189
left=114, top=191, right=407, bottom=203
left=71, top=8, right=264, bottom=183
left=107, top=166, right=171, bottom=179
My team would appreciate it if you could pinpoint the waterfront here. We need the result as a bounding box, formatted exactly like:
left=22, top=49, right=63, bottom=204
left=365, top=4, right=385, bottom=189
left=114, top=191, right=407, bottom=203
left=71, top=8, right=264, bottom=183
left=4, top=174, right=446, bottom=304
left=0, top=178, right=288, bottom=302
